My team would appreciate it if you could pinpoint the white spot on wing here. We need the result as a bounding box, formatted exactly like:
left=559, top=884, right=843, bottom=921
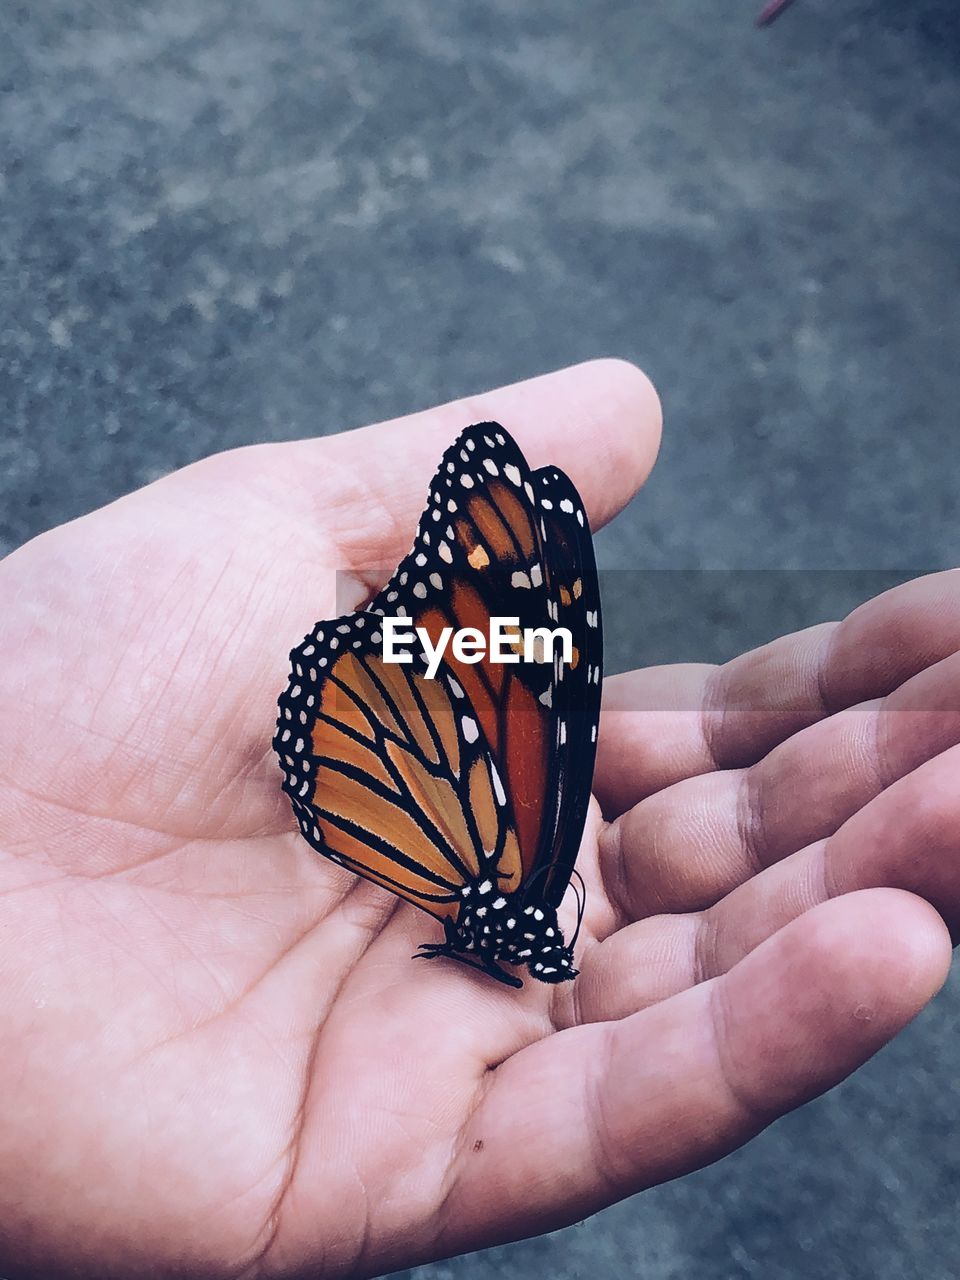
left=490, top=763, right=506, bottom=805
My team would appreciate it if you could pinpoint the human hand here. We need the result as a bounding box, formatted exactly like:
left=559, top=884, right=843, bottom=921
left=0, top=360, right=952, bottom=1279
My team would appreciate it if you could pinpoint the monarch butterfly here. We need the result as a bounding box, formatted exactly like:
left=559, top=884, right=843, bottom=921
left=274, top=423, right=602, bottom=988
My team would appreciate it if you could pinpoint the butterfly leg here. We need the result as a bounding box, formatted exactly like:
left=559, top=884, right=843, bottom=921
left=413, top=942, right=523, bottom=989
left=477, top=957, right=524, bottom=989
left=413, top=941, right=448, bottom=961
left=414, top=917, right=460, bottom=962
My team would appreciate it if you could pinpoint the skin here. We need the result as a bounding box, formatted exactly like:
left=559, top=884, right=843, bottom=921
left=0, top=357, right=955, bottom=1279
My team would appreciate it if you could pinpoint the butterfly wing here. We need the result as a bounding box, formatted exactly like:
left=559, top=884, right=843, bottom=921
left=367, top=423, right=601, bottom=907
left=527, top=465, right=603, bottom=907
left=275, top=422, right=602, bottom=926
left=368, top=426, right=560, bottom=882
left=275, top=615, right=524, bottom=917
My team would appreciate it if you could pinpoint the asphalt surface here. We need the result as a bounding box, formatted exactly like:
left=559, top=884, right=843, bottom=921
left=2, top=2, right=959, bottom=1277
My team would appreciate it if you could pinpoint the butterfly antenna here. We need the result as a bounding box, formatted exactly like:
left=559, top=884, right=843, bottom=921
left=569, top=868, right=587, bottom=949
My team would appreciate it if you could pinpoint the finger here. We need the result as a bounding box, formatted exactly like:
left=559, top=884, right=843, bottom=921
left=700, top=739, right=960, bottom=976
left=594, top=663, right=716, bottom=818
left=595, top=570, right=960, bottom=819
left=329, top=357, right=661, bottom=536
left=440, top=890, right=948, bottom=1255
left=261, top=358, right=661, bottom=577
left=595, top=623, right=836, bottom=818
left=599, top=646, right=960, bottom=923
left=585, top=737, right=960, bottom=1023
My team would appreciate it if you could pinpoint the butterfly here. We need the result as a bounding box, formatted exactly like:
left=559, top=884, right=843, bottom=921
left=273, top=422, right=602, bottom=988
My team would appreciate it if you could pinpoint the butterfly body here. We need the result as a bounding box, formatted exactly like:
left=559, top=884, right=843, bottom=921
left=416, top=882, right=577, bottom=988
left=274, top=422, right=602, bottom=989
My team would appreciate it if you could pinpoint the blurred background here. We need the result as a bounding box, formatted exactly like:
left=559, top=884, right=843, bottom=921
left=2, top=1, right=959, bottom=1276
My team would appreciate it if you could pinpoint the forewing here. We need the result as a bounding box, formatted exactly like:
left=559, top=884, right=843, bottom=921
left=367, top=423, right=558, bottom=884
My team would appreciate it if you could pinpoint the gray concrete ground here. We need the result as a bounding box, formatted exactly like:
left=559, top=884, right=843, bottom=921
left=2, top=1, right=959, bottom=1276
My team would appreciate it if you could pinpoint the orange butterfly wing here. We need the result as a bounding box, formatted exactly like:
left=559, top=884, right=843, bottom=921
left=275, top=423, right=601, bottom=929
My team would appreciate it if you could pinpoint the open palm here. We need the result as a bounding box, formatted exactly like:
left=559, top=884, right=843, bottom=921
left=0, top=361, right=955, bottom=1280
